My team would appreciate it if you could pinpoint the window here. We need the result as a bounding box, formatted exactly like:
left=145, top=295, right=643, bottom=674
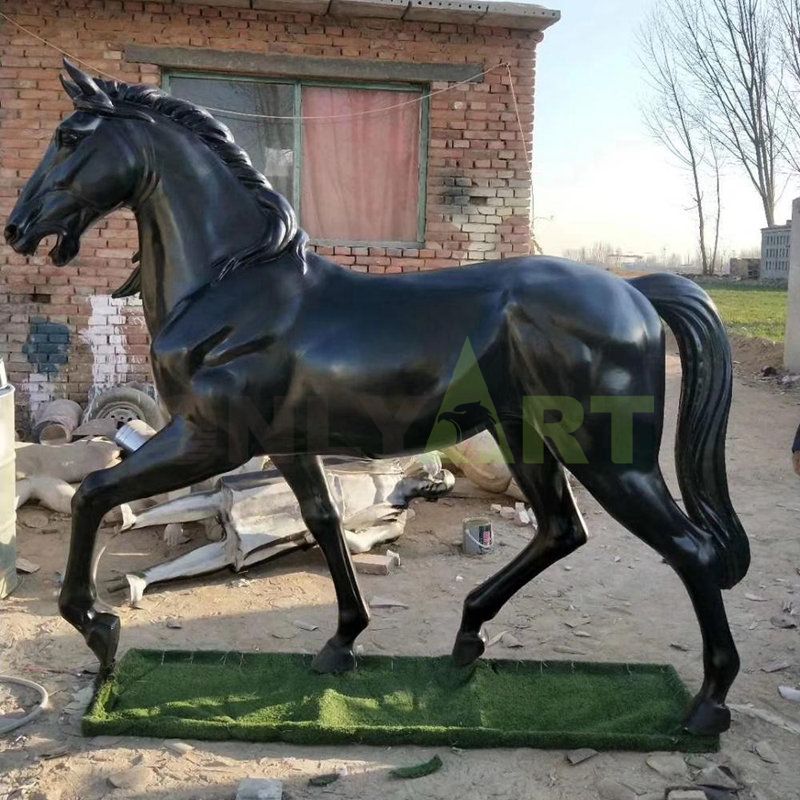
left=166, top=73, right=428, bottom=245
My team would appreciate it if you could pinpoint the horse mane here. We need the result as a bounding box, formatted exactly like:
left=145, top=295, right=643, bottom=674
left=94, top=78, right=303, bottom=295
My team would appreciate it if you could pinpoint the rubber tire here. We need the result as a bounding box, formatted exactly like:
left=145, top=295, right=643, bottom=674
left=87, top=386, right=168, bottom=431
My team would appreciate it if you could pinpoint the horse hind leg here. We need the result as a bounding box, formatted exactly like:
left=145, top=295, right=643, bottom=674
left=574, top=466, right=739, bottom=735
left=453, top=430, right=588, bottom=666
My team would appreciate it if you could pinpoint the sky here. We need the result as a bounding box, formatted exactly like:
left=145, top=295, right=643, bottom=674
left=531, top=0, right=797, bottom=260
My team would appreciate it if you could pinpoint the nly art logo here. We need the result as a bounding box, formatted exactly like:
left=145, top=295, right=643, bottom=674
left=427, top=338, right=655, bottom=465
left=425, top=339, right=514, bottom=462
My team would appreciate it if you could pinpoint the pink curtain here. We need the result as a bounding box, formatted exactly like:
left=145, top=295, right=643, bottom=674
left=301, top=86, right=422, bottom=242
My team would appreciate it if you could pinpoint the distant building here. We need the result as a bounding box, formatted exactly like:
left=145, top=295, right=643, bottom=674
left=761, top=222, right=791, bottom=280
left=730, top=257, right=760, bottom=279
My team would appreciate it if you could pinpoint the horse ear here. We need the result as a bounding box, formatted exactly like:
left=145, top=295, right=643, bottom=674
left=60, top=73, right=81, bottom=101
left=63, top=58, right=99, bottom=94
left=62, top=58, right=114, bottom=110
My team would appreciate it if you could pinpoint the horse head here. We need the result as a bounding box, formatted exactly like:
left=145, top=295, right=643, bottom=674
left=4, top=59, right=151, bottom=267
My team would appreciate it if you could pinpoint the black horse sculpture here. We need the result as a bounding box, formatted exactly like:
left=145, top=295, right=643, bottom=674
left=5, top=61, right=749, bottom=736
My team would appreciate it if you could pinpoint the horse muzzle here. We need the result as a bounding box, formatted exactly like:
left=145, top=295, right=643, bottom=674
left=5, top=207, right=82, bottom=266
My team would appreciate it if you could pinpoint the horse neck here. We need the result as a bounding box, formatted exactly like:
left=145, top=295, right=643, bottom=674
left=132, top=126, right=270, bottom=333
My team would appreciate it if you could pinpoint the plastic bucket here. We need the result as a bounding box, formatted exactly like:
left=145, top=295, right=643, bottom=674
left=462, top=516, right=494, bottom=556
left=0, top=360, right=19, bottom=597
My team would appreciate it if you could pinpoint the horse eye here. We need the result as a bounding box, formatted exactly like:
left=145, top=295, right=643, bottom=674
left=58, top=129, right=83, bottom=148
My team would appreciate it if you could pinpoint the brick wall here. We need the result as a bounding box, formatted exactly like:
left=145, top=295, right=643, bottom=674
left=0, top=0, right=539, bottom=429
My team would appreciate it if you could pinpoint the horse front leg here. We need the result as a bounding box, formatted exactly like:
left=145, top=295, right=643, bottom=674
left=60, top=416, right=244, bottom=678
left=272, top=454, right=370, bottom=673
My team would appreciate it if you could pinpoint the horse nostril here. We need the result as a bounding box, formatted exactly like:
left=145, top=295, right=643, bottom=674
left=4, top=224, right=19, bottom=245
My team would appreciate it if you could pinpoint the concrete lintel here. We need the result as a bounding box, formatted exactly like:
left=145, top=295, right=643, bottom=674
left=125, top=44, right=485, bottom=84
left=329, top=0, right=407, bottom=18
left=251, top=0, right=332, bottom=12
left=404, top=1, right=488, bottom=23
left=199, top=0, right=250, bottom=7
left=480, top=2, right=560, bottom=30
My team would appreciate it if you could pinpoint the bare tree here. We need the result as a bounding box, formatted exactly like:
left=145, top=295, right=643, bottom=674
left=656, top=0, right=785, bottom=226
left=640, top=11, right=722, bottom=275
left=777, top=0, right=800, bottom=171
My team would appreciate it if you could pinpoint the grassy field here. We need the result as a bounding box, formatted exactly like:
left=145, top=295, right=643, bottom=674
left=696, top=280, right=788, bottom=342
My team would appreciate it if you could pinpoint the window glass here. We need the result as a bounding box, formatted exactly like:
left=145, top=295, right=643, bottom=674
left=168, top=76, right=295, bottom=204
left=167, top=75, right=424, bottom=243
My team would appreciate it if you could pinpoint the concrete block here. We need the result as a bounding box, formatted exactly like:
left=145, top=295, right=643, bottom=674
left=251, top=0, right=331, bottom=13
left=785, top=197, right=800, bottom=372
left=480, top=1, right=560, bottom=30
left=352, top=552, right=400, bottom=575
left=666, top=791, right=707, bottom=800
left=236, top=778, right=282, bottom=800
left=330, top=0, right=407, bottom=18
left=404, top=0, right=488, bottom=23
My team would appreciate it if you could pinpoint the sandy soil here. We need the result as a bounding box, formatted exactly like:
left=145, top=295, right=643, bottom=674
left=1, top=350, right=799, bottom=800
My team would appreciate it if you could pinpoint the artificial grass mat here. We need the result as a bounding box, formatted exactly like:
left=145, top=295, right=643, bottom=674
left=84, top=649, right=718, bottom=752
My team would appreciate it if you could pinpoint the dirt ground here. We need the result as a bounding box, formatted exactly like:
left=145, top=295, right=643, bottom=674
left=1, top=348, right=799, bottom=800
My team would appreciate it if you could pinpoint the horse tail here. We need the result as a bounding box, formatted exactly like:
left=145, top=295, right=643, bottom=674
left=629, top=272, right=750, bottom=589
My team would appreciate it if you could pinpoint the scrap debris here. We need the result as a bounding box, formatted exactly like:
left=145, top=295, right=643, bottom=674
left=352, top=551, right=401, bottom=575
left=514, top=502, right=531, bottom=526
left=645, top=753, right=687, bottom=781
left=236, top=778, right=282, bottom=800
left=777, top=685, right=800, bottom=703
left=566, top=748, right=597, bottom=765
left=63, top=685, right=93, bottom=716
left=390, top=754, right=443, bottom=780
left=308, top=772, right=340, bottom=787
left=108, top=765, right=151, bottom=791
left=15, top=558, right=39, bottom=574
left=730, top=703, right=800, bottom=735
left=761, top=659, right=791, bottom=673
left=485, top=631, right=523, bottom=649
left=117, top=454, right=452, bottom=603
left=0, top=676, right=49, bottom=735
left=369, top=596, right=409, bottom=609
left=163, top=741, right=194, bottom=756
left=753, top=740, right=779, bottom=764
left=695, top=764, right=738, bottom=791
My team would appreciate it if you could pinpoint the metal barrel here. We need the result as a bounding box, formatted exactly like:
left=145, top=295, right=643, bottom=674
left=32, top=398, right=82, bottom=444
left=0, top=360, right=19, bottom=598
left=115, top=419, right=157, bottom=454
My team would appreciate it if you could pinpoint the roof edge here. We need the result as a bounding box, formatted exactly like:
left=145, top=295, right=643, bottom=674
left=237, top=1, right=561, bottom=31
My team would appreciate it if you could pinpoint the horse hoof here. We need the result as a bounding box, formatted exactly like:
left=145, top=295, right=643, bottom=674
left=683, top=697, right=731, bottom=735
left=84, top=611, right=121, bottom=678
left=452, top=629, right=486, bottom=667
left=311, top=640, right=356, bottom=674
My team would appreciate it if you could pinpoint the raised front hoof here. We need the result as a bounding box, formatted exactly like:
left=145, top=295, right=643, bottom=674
left=84, top=611, right=121, bottom=679
left=311, top=640, right=357, bottom=674
left=451, top=629, right=486, bottom=667
left=683, top=697, right=731, bottom=736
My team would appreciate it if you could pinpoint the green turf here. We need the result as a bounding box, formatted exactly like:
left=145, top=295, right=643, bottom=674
left=84, top=649, right=718, bottom=752
left=697, top=280, right=788, bottom=342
